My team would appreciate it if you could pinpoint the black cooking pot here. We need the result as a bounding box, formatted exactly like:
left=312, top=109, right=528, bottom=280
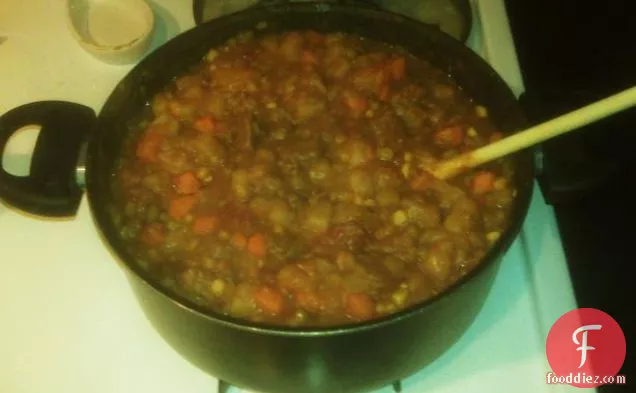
left=0, top=2, right=534, bottom=392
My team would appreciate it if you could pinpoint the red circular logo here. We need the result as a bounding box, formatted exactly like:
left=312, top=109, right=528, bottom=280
left=546, top=308, right=626, bottom=388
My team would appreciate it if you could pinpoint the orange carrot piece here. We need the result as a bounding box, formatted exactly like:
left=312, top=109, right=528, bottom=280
left=411, top=171, right=434, bottom=191
left=434, top=126, right=464, bottom=146
left=194, top=115, right=217, bottom=133
left=301, top=50, right=317, bottom=65
left=192, top=215, right=218, bottom=235
left=345, top=292, right=374, bottom=321
left=471, top=171, right=496, bottom=194
left=247, top=233, right=268, bottom=258
left=169, top=196, right=196, bottom=220
left=343, top=92, right=368, bottom=118
left=231, top=233, right=247, bottom=250
left=136, top=131, right=163, bottom=163
left=140, top=223, right=165, bottom=246
left=174, top=171, right=201, bottom=195
left=254, top=286, right=285, bottom=316
left=387, top=56, right=406, bottom=81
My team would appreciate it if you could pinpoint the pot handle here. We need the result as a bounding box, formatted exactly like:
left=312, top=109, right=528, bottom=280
left=0, top=101, right=96, bottom=217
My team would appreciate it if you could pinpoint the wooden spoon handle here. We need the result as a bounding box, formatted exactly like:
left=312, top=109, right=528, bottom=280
left=431, top=86, right=636, bottom=180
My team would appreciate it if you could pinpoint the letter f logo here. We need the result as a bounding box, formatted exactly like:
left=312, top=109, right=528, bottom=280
left=572, top=324, right=602, bottom=368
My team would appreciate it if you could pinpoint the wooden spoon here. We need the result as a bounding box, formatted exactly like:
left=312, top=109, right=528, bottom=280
left=430, top=86, right=636, bottom=180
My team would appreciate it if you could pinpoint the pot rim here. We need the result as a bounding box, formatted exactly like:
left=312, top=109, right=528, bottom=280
left=85, top=2, right=535, bottom=337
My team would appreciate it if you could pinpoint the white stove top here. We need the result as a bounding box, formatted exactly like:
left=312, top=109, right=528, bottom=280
left=0, top=1, right=584, bottom=392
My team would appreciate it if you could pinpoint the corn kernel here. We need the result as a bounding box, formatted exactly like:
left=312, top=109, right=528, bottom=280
left=210, top=279, right=225, bottom=296
left=392, top=287, right=409, bottom=306
left=266, top=102, right=277, bottom=109
left=404, top=152, right=413, bottom=162
left=293, top=311, right=307, bottom=322
left=401, top=163, right=411, bottom=178
left=476, top=105, right=488, bottom=118
left=467, top=127, right=477, bottom=137
left=196, top=167, right=212, bottom=182
left=206, top=49, right=219, bottom=62
left=392, top=210, right=408, bottom=226
left=494, top=177, right=508, bottom=190
left=378, top=147, right=394, bottom=161
left=487, top=231, right=501, bottom=243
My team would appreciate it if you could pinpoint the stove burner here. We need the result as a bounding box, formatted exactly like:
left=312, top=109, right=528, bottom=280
left=217, top=379, right=403, bottom=392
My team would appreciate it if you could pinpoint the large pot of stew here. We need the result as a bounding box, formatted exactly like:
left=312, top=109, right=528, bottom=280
left=0, top=2, right=534, bottom=392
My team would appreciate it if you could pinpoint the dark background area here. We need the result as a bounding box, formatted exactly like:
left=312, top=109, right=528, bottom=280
left=504, top=1, right=635, bottom=391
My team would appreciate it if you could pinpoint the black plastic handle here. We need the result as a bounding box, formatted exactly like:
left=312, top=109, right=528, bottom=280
left=0, top=101, right=96, bottom=217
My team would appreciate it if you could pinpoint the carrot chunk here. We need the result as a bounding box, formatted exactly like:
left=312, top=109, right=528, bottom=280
left=136, top=131, right=163, bottom=163
left=434, top=126, right=464, bottom=146
left=192, top=215, right=218, bottom=235
left=231, top=233, right=247, bottom=250
left=247, top=233, right=268, bottom=258
left=174, top=171, right=201, bottom=195
left=343, top=91, right=368, bottom=118
left=471, top=171, right=496, bottom=194
left=411, top=171, right=434, bottom=191
left=140, top=223, right=165, bottom=246
left=169, top=196, right=196, bottom=219
left=301, top=50, right=317, bottom=65
left=345, top=292, right=375, bottom=321
left=194, top=115, right=217, bottom=133
left=254, top=286, right=285, bottom=316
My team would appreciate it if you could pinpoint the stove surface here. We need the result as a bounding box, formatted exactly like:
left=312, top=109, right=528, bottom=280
left=0, top=1, right=583, bottom=392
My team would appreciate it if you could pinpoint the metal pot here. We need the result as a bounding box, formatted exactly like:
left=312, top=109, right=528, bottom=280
left=0, top=2, right=534, bottom=392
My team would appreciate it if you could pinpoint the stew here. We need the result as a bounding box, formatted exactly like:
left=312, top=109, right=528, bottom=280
left=109, top=29, right=516, bottom=327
